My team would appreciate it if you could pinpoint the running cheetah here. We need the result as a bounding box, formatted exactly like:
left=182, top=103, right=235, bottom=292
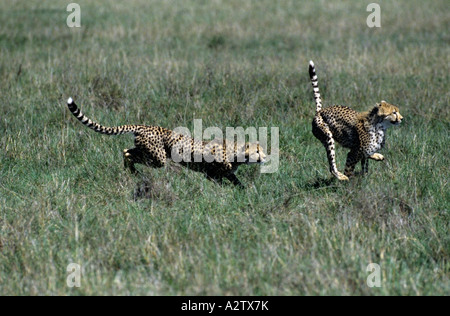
left=308, top=61, right=403, bottom=180
left=66, top=98, right=266, bottom=187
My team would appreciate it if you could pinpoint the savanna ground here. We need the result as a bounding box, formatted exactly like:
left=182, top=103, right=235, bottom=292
left=0, top=0, right=448, bottom=295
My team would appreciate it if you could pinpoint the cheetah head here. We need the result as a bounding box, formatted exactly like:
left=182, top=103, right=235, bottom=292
left=377, top=100, right=403, bottom=127
left=238, top=142, right=267, bottom=164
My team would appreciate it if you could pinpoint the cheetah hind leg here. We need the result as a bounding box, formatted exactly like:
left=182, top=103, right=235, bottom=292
left=123, top=148, right=142, bottom=174
left=344, top=149, right=362, bottom=178
left=323, top=136, right=349, bottom=181
left=124, top=147, right=168, bottom=173
left=123, top=148, right=139, bottom=174
left=313, top=116, right=348, bottom=181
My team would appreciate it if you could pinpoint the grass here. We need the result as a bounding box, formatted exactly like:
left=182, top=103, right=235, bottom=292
left=0, top=0, right=449, bottom=295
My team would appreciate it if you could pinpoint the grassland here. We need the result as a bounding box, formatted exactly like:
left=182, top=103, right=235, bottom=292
left=0, top=0, right=448, bottom=295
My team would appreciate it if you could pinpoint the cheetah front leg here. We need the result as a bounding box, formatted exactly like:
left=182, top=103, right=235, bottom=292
left=206, top=174, right=225, bottom=185
left=360, top=153, right=384, bottom=175
left=359, top=153, right=384, bottom=174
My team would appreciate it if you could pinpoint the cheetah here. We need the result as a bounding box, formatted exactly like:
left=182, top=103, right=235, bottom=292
left=66, top=98, right=266, bottom=187
left=308, top=60, right=403, bottom=181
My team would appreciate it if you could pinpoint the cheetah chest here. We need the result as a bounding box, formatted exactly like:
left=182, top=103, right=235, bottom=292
left=366, top=123, right=386, bottom=155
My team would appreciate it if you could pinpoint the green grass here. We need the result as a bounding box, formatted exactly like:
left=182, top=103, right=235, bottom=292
left=0, top=0, right=449, bottom=295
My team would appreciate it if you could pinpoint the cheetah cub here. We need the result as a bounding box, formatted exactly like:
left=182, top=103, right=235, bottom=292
left=66, top=98, right=266, bottom=187
left=308, top=61, right=403, bottom=181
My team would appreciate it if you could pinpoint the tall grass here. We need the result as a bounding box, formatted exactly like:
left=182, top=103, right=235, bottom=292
left=0, top=0, right=448, bottom=295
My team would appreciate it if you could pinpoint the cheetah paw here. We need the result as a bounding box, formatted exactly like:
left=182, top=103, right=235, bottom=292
left=370, top=153, right=385, bottom=161
left=335, top=172, right=349, bottom=181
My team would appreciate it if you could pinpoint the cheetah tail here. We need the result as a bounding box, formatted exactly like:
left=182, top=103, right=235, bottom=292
left=309, top=60, right=323, bottom=112
left=66, top=98, right=136, bottom=136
